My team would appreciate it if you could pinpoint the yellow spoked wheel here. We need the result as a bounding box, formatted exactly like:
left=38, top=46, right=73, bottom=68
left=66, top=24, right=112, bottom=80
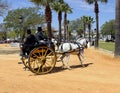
left=28, top=46, right=56, bottom=75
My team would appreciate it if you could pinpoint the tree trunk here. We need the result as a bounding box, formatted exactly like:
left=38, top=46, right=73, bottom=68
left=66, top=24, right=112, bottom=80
left=88, top=24, right=91, bottom=42
left=47, top=22, right=52, bottom=39
left=94, top=1, right=99, bottom=48
left=66, top=20, right=69, bottom=42
left=114, top=0, right=120, bottom=57
left=95, top=13, right=99, bottom=48
left=64, top=12, right=67, bottom=42
left=45, top=4, right=53, bottom=39
left=83, top=24, right=86, bottom=38
left=58, top=11, right=62, bottom=43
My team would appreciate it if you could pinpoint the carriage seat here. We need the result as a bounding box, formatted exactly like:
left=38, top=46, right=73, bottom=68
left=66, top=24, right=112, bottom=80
left=35, top=40, right=48, bottom=47
left=35, top=39, right=55, bottom=50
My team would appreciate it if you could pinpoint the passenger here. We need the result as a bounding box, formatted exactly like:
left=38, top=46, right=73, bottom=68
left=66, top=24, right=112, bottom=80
left=35, top=27, right=47, bottom=42
left=35, top=27, right=55, bottom=50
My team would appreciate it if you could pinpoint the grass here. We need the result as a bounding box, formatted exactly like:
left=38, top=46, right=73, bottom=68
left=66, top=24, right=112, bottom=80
left=99, top=41, right=115, bottom=52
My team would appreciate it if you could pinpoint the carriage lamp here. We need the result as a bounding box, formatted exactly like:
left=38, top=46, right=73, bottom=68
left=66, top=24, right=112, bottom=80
left=19, top=15, right=23, bottom=24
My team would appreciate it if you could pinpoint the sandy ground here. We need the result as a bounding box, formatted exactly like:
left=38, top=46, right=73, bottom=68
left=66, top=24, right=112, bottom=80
left=0, top=44, right=120, bottom=93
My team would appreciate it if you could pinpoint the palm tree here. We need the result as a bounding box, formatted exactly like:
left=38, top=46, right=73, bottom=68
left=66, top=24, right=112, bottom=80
left=30, top=0, right=55, bottom=39
left=51, top=0, right=64, bottom=43
left=84, top=0, right=108, bottom=48
left=114, top=0, right=120, bottom=57
left=62, top=3, right=72, bottom=42
left=81, top=16, right=88, bottom=38
left=86, top=16, right=94, bottom=42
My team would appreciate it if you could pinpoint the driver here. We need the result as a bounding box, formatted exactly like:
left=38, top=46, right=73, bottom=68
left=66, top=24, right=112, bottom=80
left=35, top=27, right=47, bottom=42
left=22, top=29, right=37, bottom=56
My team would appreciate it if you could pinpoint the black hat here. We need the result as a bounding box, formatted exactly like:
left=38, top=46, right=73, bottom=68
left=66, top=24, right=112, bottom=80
left=26, top=29, right=31, bottom=34
left=37, top=27, right=42, bottom=32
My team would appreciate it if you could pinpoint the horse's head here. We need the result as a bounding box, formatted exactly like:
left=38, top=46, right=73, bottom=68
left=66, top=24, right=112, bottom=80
left=51, top=38, right=57, bottom=44
left=51, top=38, right=60, bottom=51
left=52, top=38, right=61, bottom=46
left=76, top=38, right=88, bottom=48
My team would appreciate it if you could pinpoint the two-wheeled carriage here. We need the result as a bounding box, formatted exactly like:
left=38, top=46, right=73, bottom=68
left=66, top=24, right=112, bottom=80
left=20, top=40, right=57, bottom=75
left=20, top=38, right=88, bottom=75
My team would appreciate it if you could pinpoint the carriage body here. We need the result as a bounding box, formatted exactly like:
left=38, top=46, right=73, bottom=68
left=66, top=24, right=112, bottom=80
left=20, top=40, right=57, bottom=75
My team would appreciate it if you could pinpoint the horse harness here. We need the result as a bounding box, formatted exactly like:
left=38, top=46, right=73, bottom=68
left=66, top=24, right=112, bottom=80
left=60, top=42, right=84, bottom=54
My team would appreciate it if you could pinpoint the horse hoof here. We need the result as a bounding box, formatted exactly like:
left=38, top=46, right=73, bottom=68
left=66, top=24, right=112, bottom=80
left=68, top=67, right=72, bottom=70
left=67, top=66, right=71, bottom=70
left=82, top=65, right=85, bottom=68
left=62, top=65, right=66, bottom=69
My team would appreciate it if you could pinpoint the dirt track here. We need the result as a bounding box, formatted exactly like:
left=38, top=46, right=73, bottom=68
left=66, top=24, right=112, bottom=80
left=0, top=44, right=120, bottom=93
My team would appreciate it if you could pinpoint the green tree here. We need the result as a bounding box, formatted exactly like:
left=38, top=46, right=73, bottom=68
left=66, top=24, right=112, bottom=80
left=0, top=23, right=7, bottom=40
left=51, top=0, right=64, bottom=43
left=4, top=7, right=45, bottom=41
left=62, top=3, right=72, bottom=42
left=81, top=16, right=88, bottom=38
left=84, top=0, right=108, bottom=48
left=30, top=0, right=55, bottom=39
left=101, top=20, right=115, bottom=36
left=7, top=30, right=17, bottom=40
left=114, top=0, right=120, bottom=57
left=68, top=18, right=84, bottom=39
left=86, top=16, right=94, bottom=42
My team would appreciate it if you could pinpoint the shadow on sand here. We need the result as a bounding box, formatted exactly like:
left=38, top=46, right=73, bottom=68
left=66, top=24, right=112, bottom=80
left=50, top=63, right=93, bottom=74
left=19, top=62, right=93, bottom=76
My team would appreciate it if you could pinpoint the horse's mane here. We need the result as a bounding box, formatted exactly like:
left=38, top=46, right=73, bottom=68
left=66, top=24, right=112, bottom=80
left=76, top=37, right=85, bottom=41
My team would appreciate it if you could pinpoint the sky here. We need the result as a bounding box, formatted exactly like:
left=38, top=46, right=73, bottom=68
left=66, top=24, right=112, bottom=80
left=0, top=0, right=115, bottom=30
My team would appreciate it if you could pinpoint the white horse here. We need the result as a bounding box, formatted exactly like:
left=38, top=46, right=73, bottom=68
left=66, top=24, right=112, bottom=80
left=52, top=38, right=88, bottom=69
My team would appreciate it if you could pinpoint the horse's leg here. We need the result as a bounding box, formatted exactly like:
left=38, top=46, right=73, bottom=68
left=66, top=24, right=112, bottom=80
left=55, top=44, right=58, bottom=51
left=65, top=53, right=71, bottom=69
left=77, top=53, right=85, bottom=67
left=80, top=49, right=84, bottom=60
left=60, top=53, right=66, bottom=68
left=81, top=48, right=87, bottom=63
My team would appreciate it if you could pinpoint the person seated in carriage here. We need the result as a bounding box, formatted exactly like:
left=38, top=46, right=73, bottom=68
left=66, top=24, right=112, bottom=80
left=35, top=27, right=47, bottom=42
left=35, top=27, right=55, bottom=50
left=21, top=29, right=38, bottom=56
left=20, top=27, right=55, bottom=57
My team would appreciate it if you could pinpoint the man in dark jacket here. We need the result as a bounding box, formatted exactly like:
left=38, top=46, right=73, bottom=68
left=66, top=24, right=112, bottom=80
left=22, top=29, right=37, bottom=56
left=34, top=27, right=55, bottom=50
left=35, top=27, right=47, bottom=41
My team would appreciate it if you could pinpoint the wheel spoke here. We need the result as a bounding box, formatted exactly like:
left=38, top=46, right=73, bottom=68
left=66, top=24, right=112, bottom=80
left=44, top=48, right=49, bottom=57
left=36, top=63, right=42, bottom=73
left=28, top=46, right=56, bottom=75
left=43, top=65, right=49, bottom=71
left=47, top=51, right=54, bottom=56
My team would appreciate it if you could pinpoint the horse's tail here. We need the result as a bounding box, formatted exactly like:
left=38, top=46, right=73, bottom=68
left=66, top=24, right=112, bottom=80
left=85, top=40, right=88, bottom=48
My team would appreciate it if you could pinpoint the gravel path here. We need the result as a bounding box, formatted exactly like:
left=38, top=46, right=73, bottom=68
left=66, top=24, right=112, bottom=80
left=0, top=44, right=120, bottom=93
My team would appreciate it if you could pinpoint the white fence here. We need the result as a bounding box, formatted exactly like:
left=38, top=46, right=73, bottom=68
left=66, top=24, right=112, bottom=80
left=10, top=42, right=19, bottom=47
